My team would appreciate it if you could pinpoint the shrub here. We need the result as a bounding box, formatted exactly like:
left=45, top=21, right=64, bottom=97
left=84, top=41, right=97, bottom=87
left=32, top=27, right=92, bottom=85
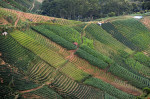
left=134, top=52, right=150, bottom=67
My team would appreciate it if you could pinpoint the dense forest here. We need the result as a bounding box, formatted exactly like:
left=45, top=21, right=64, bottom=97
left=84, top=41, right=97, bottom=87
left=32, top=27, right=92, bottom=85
left=41, top=0, right=150, bottom=20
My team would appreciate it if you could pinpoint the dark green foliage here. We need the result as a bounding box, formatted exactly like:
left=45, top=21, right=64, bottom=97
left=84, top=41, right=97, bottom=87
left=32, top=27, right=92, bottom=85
left=143, top=87, right=150, bottom=94
left=0, top=35, right=35, bottom=71
left=108, top=63, right=150, bottom=89
left=41, top=0, right=146, bottom=20
left=0, top=64, right=39, bottom=99
left=101, top=22, right=138, bottom=50
left=31, top=26, right=77, bottom=50
left=75, top=48, right=108, bottom=69
left=104, top=93, right=117, bottom=99
left=134, top=52, right=150, bottom=67
left=5, top=0, right=27, bottom=11
left=40, top=24, right=82, bottom=44
left=0, top=1, right=18, bottom=10
left=118, top=50, right=130, bottom=58
left=80, top=45, right=113, bottom=64
left=84, top=77, right=135, bottom=99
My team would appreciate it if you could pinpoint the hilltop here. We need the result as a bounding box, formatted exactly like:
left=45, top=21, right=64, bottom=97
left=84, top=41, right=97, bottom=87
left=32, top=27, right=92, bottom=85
left=0, top=7, right=150, bottom=99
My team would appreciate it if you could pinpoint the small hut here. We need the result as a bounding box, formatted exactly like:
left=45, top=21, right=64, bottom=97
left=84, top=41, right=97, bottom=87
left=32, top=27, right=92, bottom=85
left=73, top=42, right=78, bottom=46
left=133, top=16, right=143, bottom=19
left=2, top=32, right=8, bottom=36
left=97, top=22, right=102, bottom=26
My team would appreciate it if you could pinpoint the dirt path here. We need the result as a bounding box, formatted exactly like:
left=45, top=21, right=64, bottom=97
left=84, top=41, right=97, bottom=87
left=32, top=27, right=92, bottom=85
left=14, top=12, right=21, bottom=27
left=80, top=23, right=91, bottom=43
left=19, top=84, right=45, bottom=94
left=141, top=16, right=150, bottom=30
left=30, top=0, right=35, bottom=11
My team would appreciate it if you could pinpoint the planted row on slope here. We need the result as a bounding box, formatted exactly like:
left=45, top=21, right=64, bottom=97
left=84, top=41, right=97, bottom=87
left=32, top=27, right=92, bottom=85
left=10, top=30, right=66, bottom=68
left=75, top=48, right=108, bottom=69
left=85, top=23, right=133, bottom=53
left=84, top=77, right=135, bottom=99
left=133, top=52, right=150, bottom=68
left=52, top=73, right=104, bottom=99
left=79, top=45, right=113, bottom=64
left=31, top=26, right=77, bottom=50
left=108, top=63, right=150, bottom=89
left=39, top=24, right=82, bottom=44
left=0, top=34, right=35, bottom=71
left=125, top=58, right=150, bottom=78
left=101, top=22, right=138, bottom=50
left=112, top=19, right=150, bottom=50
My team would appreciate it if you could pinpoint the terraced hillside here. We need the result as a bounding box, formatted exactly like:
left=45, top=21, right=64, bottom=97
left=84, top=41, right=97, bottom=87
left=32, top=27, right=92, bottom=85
left=0, top=0, right=41, bottom=12
left=0, top=8, right=150, bottom=99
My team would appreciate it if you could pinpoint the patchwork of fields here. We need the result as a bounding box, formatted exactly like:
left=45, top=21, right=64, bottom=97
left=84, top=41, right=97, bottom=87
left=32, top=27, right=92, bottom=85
left=0, top=8, right=150, bottom=99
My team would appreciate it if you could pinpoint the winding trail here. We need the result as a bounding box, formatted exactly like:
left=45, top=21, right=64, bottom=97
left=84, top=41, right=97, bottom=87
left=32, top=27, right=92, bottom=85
left=30, top=0, right=35, bottom=11
left=14, top=12, right=21, bottom=27
left=19, top=84, right=45, bottom=94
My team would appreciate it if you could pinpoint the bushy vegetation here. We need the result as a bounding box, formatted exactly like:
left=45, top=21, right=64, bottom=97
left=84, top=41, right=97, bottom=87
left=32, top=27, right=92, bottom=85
left=80, top=45, right=113, bottom=64
left=84, top=77, right=135, bottom=99
left=41, top=0, right=150, bottom=20
left=75, top=48, right=108, bottom=69
left=134, top=52, right=150, bottom=67
left=108, top=63, right=150, bottom=89
left=31, top=26, right=77, bottom=50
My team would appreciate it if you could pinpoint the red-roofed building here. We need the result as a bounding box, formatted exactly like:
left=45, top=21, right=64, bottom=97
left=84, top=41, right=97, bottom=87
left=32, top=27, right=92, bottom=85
left=73, top=42, right=78, bottom=46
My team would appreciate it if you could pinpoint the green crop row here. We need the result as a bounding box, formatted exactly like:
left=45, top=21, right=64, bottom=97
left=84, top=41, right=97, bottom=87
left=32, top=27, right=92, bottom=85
left=134, top=52, right=150, bottom=68
left=75, top=48, right=108, bottom=69
left=42, top=24, right=82, bottom=44
left=85, top=23, right=133, bottom=53
left=108, top=64, right=150, bottom=89
left=10, top=30, right=66, bottom=68
left=101, top=22, right=138, bottom=50
left=31, top=26, right=77, bottom=50
left=80, top=45, right=113, bottom=64
left=52, top=73, right=104, bottom=99
left=112, top=19, right=150, bottom=50
left=125, top=58, right=150, bottom=77
left=0, top=35, right=35, bottom=71
left=84, top=77, right=135, bottom=99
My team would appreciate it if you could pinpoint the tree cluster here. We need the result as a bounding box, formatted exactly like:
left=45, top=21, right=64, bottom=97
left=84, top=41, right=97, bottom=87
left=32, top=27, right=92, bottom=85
left=41, top=0, right=150, bottom=21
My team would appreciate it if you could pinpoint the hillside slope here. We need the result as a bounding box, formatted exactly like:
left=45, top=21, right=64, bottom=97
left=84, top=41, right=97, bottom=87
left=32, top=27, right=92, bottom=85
left=0, top=8, right=150, bottom=99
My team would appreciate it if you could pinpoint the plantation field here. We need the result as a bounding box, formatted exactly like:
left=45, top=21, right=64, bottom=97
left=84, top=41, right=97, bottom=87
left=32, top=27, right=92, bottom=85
left=0, top=8, right=150, bottom=99
left=10, top=30, right=66, bottom=68
left=112, top=18, right=150, bottom=50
